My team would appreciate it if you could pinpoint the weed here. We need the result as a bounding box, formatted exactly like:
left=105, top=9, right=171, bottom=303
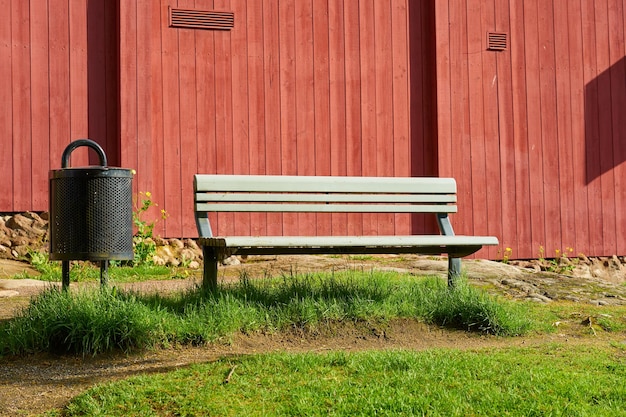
left=538, top=246, right=576, bottom=275
left=132, top=191, right=168, bottom=265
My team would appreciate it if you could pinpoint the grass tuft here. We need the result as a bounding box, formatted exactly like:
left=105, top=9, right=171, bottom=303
left=0, top=271, right=530, bottom=356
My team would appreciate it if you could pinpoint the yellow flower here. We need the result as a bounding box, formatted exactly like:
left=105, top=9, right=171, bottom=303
left=145, top=191, right=152, bottom=198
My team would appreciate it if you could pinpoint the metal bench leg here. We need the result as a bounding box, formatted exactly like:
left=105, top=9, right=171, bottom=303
left=202, top=246, right=218, bottom=292
left=448, top=257, right=461, bottom=287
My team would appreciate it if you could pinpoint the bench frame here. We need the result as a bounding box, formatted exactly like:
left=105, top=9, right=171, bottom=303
left=194, top=174, right=499, bottom=290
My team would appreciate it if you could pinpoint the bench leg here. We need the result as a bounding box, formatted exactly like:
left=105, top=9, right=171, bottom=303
left=202, top=246, right=218, bottom=292
left=448, top=257, right=461, bottom=287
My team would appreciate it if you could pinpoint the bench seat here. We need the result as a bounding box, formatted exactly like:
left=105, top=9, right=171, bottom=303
left=199, top=235, right=498, bottom=258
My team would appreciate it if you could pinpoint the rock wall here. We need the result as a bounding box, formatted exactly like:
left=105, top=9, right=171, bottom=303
left=0, top=212, right=204, bottom=268
left=1, top=212, right=624, bottom=281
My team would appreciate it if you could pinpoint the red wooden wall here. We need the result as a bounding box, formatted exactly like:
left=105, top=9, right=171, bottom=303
left=435, top=0, right=626, bottom=259
left=6, top=0, right=626, bottom=260
left=118, top=0, right=438, bottom=238
left=0, top=0, right=119, bottom=212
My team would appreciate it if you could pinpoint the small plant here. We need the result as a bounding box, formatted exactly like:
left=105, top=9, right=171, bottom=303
left=501, top=247, right=512, bottom=264
left=538, top=245, right=576, bottom=275
left=133, top=191, right=168, bottom=265
left=26, top=249, right=57, bottom=276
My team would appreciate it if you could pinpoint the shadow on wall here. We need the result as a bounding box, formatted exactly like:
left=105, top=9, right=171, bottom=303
left=585, top=56, right=626, bottom=184
left=408, top=0, right=439, bottom=235
left=87, top=0, right=120, bottom=167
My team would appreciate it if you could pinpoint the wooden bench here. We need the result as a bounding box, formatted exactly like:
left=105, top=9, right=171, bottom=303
left=194, top=174, right=499, bottom=290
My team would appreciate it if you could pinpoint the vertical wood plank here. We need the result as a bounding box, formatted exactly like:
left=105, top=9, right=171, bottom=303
left=467, top=0, right=488, bottom=239
left=581, top=0, right=605, bottom=256
left=151, top=1, right=167, bottom=237
left=509, top=0, right=532, bottom=258
left=0, top=0, right=12, bottom=210
left=11, top=0, right=32, bottom=211
left=69, top=0, right=89, bottom=167
left=537, top=0, right=562, bottom=257
left=87, top=0, right=106, bottom=161
left=359, top=0, right=378, bottom=235
left=553, top=0, right=576, bottom=254
left=391, top=0, right=410, bottom=234
left=104, top=0, right=119, bottom=164
left=567, top=0, right=589, bottom=257
left=161, top=0, right=183, bottom=237
left=481, top=0, right=502, bottom=258
left=193, top=0, right=216, bottom=237
left=329, top=0, right=348, bottom=235
left=119, top=0, right=138, bottom=178
left=494, top=0, right=517, bottom=257
left=594, top=0, right=617, bottom=255
left=178, top=0, right=200, bottom=237
left=447, top=1, right=472, bottom=236
left=195, top=0, right=217, bottom=176
left=313, top=0, right=332, bottom=235
left=132, top=0, right=148, bottom=202
left=433, top=0, right=451, bottom=178
left=523, top=0, right=546, bottom=256
left=214, top=0, right=235, bottom=235
left=30, top=0, right=50, bottom=209
left=246, top=0, right=267, bottom=235
left=295, top=0, right=316, bottom=235
left=373, top=0, right=394, bottom=235
left=278, top=0, right=298, bottom=235
left=263, top=0, right=282, bottom=235
left=608, top=0, right=626, bottom=254
left=416, top=2, right=442, bottom=234
left=420, top=0, right=438, bottom=186
left=49, top=0, right=71, bottom=172
left=230, top=0, right=251, bottom=236
left=343, top=0, right=362, bottom=235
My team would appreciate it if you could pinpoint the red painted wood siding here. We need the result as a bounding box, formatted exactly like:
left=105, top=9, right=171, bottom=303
left=0, top=0, right=118, bottom=212
left=435, top=0, right=626, bottom=259
left=119, top=0, right=438, bottom=238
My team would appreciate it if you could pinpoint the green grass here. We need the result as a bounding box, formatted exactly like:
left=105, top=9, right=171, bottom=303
left=0, top=271, right=531, bottom=356
left=14, top=252, right=173, bottom=283
left=59, top=344, right=626, bottom=416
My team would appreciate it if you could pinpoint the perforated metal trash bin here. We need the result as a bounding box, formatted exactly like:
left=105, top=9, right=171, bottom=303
left=49, top=139, right=134, bottom=289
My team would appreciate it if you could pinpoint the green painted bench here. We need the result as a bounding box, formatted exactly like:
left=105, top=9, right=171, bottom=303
left=194, top=174, right=499, bottom=290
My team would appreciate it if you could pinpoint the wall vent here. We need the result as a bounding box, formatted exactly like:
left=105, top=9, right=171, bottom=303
left=487, top=32, right=507, bottom=51
left=169, top=7, right=234, bottom=30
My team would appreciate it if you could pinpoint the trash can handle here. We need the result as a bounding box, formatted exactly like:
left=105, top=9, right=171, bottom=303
left=61, top=139, right=108, bottom=168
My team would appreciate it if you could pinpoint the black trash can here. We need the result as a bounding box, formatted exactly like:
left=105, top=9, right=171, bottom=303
left=49, top=139, right=134, bottom=289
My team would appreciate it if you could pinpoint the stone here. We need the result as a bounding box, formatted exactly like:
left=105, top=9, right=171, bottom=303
left=5, top=214, right=32, bottom=231
left=170, top=239, right=184, bottom=249
left=222, top=256, right=241, bottom=266
left=0, top=290, right=19, bottom=298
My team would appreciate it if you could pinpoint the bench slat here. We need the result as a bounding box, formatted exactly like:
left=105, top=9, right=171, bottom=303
left=199, top=235, right=498, bottom=248
left=196, top=193, right=457, bottom=204
left=195, top=203, right=457, bottom=213
left=195, top=175, right=457, bottom=194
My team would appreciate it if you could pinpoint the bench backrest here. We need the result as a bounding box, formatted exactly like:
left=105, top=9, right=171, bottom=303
left=194, top=175, right=458, bottom=237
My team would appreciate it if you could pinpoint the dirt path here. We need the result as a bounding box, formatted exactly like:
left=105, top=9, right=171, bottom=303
left=1, top=255, right=626, bottom=416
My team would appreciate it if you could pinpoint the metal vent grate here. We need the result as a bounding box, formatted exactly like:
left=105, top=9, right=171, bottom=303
left=487, top=32, right=507, bottom=51
left=169, top=7, right=234, bottom=30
